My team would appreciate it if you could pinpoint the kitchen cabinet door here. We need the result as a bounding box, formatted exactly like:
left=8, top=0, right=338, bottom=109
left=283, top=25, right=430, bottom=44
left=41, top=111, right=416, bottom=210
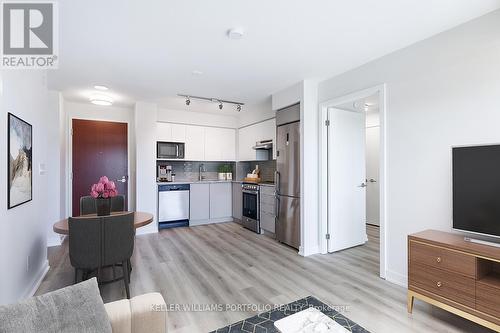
left=171, top=124, right=186, bottom=142
left=237, top=118, right=277, bottom=161
left=232, top=182, right=242, bottom=220
left=185, top=125, right=205, bottom=160
left=210, top=183, right=232, bottom=219
left=157, top=122, right=172, bottom=142
left=260, top=186, right=276, bottom=233
left=237, top=126, right=255, bottom=161
left=204, top=127, right=221, bottom=161
left=190, top=183, right=210, bottom=221
left=220, top=128, right=236, bottom=161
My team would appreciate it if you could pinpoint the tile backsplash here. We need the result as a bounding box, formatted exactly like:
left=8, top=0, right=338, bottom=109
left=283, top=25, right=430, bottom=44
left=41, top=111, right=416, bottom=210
left=157, top=161, right=235, bottom=181
left=236, top=160, right=276, bottom=182
left=157, top=160, right=276, bottom=182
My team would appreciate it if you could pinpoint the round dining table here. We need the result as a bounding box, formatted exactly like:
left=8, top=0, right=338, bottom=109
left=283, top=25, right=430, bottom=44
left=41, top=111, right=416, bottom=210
left=53, top=211, right=154, bottom=235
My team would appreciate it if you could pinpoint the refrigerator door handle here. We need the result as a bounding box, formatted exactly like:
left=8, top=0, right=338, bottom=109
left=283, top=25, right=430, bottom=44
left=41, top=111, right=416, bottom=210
left=275, top=171, right=281, bottom=195
left=275, top=195, right=280, bottom=223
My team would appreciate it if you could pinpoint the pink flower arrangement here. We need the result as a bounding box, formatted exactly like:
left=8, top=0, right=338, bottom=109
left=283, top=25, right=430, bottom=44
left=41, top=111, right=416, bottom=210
left=90, top=176, right=118, bottom=199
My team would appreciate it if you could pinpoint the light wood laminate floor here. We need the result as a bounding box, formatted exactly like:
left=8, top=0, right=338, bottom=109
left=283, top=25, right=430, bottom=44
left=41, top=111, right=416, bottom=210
left=37, top=223, right=493, bottom=333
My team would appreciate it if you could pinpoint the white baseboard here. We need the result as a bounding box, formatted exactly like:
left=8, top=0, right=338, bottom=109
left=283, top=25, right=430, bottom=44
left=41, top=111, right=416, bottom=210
left=300, top=244, right=320, bottom=257
left=47, top=235, right=63, bottom=247
left=136, top=226, right=158, bottom=235
left=385, top=269, right=407, bottom=288
left=22, top=260, right=49, bottom=300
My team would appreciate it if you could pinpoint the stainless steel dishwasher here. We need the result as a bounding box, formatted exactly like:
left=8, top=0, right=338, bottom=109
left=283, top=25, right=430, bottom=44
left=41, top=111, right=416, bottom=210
left=158, top=184, right=190, bottom=229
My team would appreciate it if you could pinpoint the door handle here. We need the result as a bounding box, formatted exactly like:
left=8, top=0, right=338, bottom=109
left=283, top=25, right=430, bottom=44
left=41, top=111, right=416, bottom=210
left=275, top=171, right=281, bottom=195
left=369, top=178, right=377, bottom=183
left=176, top=146, right=179, bottom=157
left=358, top=183, right=367, bottom=188
left=116, top=176, right=127, bottom=183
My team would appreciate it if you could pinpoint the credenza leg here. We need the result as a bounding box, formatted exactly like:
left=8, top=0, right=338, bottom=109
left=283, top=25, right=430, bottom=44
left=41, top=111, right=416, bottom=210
left=407, top=292, right=414, bottom=313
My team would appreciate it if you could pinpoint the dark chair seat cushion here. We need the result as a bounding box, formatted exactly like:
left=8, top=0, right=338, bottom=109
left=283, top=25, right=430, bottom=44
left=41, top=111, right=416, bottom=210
left=0, top=278, right=112, bottom=333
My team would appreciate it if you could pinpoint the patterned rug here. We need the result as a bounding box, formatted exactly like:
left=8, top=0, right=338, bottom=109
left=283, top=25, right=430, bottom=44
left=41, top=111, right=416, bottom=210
left=209, top=296, right=370, bottom=332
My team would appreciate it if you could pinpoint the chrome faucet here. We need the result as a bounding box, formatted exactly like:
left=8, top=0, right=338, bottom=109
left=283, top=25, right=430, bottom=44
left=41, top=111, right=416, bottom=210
left=199, top=163, right=206, bottom=181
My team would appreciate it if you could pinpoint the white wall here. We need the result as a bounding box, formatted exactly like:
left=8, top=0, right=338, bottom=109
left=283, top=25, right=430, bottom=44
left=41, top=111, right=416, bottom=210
left=134, top=102, right=158, bottom=234
left=318, top=9, right=500, bottom=286
left=0, top=71, right=54, bottom=304
left=63, top=101, right=136, bottom=214
left=158, top=108, right=238, bottom=128
left=237, top=98, right=274, bottom=128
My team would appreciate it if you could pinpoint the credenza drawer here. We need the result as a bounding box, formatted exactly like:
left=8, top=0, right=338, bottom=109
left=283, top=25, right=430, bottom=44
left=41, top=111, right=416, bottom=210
left=409, top=241, right=476, bottom=278
left=476, top=282, right=500, bottom=318
left=409, top=263, right=475, bottom=308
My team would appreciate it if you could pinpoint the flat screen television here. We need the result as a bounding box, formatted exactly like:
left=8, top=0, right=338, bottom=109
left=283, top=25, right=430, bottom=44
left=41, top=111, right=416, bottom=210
left=453, top=144, right=500, bottom=239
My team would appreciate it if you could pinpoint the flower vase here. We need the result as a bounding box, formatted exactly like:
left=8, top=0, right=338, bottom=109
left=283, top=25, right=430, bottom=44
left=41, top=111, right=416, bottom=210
left=96, top=197, right=111, bottom=216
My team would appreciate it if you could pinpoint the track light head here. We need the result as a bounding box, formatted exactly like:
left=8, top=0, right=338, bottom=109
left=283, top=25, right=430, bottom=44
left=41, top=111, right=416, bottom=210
left=185, top=97, right=191, bottom=106
left=219, top=102, right=223, bottom=110
left=236, top=104, right=242, bottom=112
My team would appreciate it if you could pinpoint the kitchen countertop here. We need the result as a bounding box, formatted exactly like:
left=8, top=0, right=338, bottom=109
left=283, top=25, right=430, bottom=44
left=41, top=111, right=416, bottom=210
left=157, top=180, right=275, bottom=187
left=157, top=180, right=233, bottom=185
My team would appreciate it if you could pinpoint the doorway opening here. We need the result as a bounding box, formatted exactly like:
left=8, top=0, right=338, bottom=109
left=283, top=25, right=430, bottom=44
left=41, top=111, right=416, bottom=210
left=319, top=85, right=386, bottom=279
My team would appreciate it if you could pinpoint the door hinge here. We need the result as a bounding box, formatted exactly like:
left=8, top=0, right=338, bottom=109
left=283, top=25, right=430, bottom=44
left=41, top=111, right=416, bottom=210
left=325, top=120, right=330, bottom=126
left=326, top=234, right=330, bottom=240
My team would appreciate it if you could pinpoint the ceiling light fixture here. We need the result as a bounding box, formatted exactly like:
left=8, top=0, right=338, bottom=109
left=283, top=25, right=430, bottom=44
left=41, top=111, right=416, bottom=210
left=191, top=70, right=203, bottom=75
left=227, top=28, right=244, bottom=40
left=89, top=94, right=113, bottom=106
left=178, top=94, right=244, bottom=112
left=94, top=85, right=109, bottom=91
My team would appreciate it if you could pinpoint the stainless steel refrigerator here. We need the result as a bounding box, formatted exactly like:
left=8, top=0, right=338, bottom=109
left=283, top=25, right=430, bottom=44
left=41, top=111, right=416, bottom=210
left=275, top=103, right=300, bottom=249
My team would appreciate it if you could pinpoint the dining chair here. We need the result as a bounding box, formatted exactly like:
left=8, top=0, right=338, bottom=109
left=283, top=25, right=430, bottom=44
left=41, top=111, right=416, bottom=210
left=80, top=196, right=96, bottom=215
left=68, top=216, right=102, bottom=284
left=80, top=195, right=126, bottom=215
left=102, top=212, right=135, bottom=298
left=111, top=195, right=126, bottom=212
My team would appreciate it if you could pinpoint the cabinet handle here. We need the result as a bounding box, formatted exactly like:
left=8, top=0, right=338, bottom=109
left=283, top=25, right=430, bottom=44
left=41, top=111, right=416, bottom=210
left=436, top=257, right=442, bottom=263
left=436, top=281, right=442, bottom=288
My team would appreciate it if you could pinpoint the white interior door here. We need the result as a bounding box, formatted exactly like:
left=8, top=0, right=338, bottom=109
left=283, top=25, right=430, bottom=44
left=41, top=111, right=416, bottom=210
left=327, top=108, right=368, bottom=252
left=366, top=126, right=380, bottom=226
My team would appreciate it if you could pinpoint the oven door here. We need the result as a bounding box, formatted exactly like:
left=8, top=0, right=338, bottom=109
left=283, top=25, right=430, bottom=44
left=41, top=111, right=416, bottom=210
left=242, top=190, right=259, bottom=220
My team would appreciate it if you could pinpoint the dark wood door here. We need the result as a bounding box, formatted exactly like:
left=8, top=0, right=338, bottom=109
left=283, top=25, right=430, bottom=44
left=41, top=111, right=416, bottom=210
left=72, top=119, right=128, bottom=216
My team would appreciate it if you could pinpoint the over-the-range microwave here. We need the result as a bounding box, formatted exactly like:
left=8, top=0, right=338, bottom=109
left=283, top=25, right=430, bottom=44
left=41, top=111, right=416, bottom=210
left=157, top=141, right=185, bottom=159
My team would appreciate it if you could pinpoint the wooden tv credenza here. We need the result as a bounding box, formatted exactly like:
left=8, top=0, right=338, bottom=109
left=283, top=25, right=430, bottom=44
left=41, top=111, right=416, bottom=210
left=408, top=230, right=500, bottom=332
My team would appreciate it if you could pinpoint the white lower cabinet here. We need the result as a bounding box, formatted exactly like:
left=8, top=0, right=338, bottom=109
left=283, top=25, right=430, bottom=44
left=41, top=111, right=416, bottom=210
left=260, top=185, right=276, bottom=233
left=232, top=182, right=242, bottom=221
left=209, top=182, right=232, bottom=219
left=189, top=182, right=233, bottom=225
left=189, top=183, right=210, bottom=221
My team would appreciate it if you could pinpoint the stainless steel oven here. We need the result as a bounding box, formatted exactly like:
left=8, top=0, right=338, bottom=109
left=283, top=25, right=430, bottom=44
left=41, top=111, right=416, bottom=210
left=242, top=183, right=260, bottom=234
left=157, top=141, right=185, bottom=159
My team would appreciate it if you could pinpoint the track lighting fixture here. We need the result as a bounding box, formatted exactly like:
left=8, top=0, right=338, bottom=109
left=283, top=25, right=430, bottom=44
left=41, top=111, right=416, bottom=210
left=178, top=94, right=244, bottom=112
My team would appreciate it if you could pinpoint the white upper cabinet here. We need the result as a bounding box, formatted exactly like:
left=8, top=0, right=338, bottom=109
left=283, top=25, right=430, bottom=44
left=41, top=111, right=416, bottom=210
left=185, top=125, right=205, bottom=160
left=157, top=122, right=172, bottom=142
left=157, top=122, right=235, bottom=161
left=157, top=123, right=186, bottom=143
left=204, top=127, right=236, bottom=161
left=238, top=118, right=276, bottom=161
left=171, top=124, right=186, bottom=142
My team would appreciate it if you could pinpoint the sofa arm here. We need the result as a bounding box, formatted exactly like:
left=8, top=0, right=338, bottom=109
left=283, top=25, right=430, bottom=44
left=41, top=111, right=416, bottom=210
left=105, top=293, right=166, bottom=333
